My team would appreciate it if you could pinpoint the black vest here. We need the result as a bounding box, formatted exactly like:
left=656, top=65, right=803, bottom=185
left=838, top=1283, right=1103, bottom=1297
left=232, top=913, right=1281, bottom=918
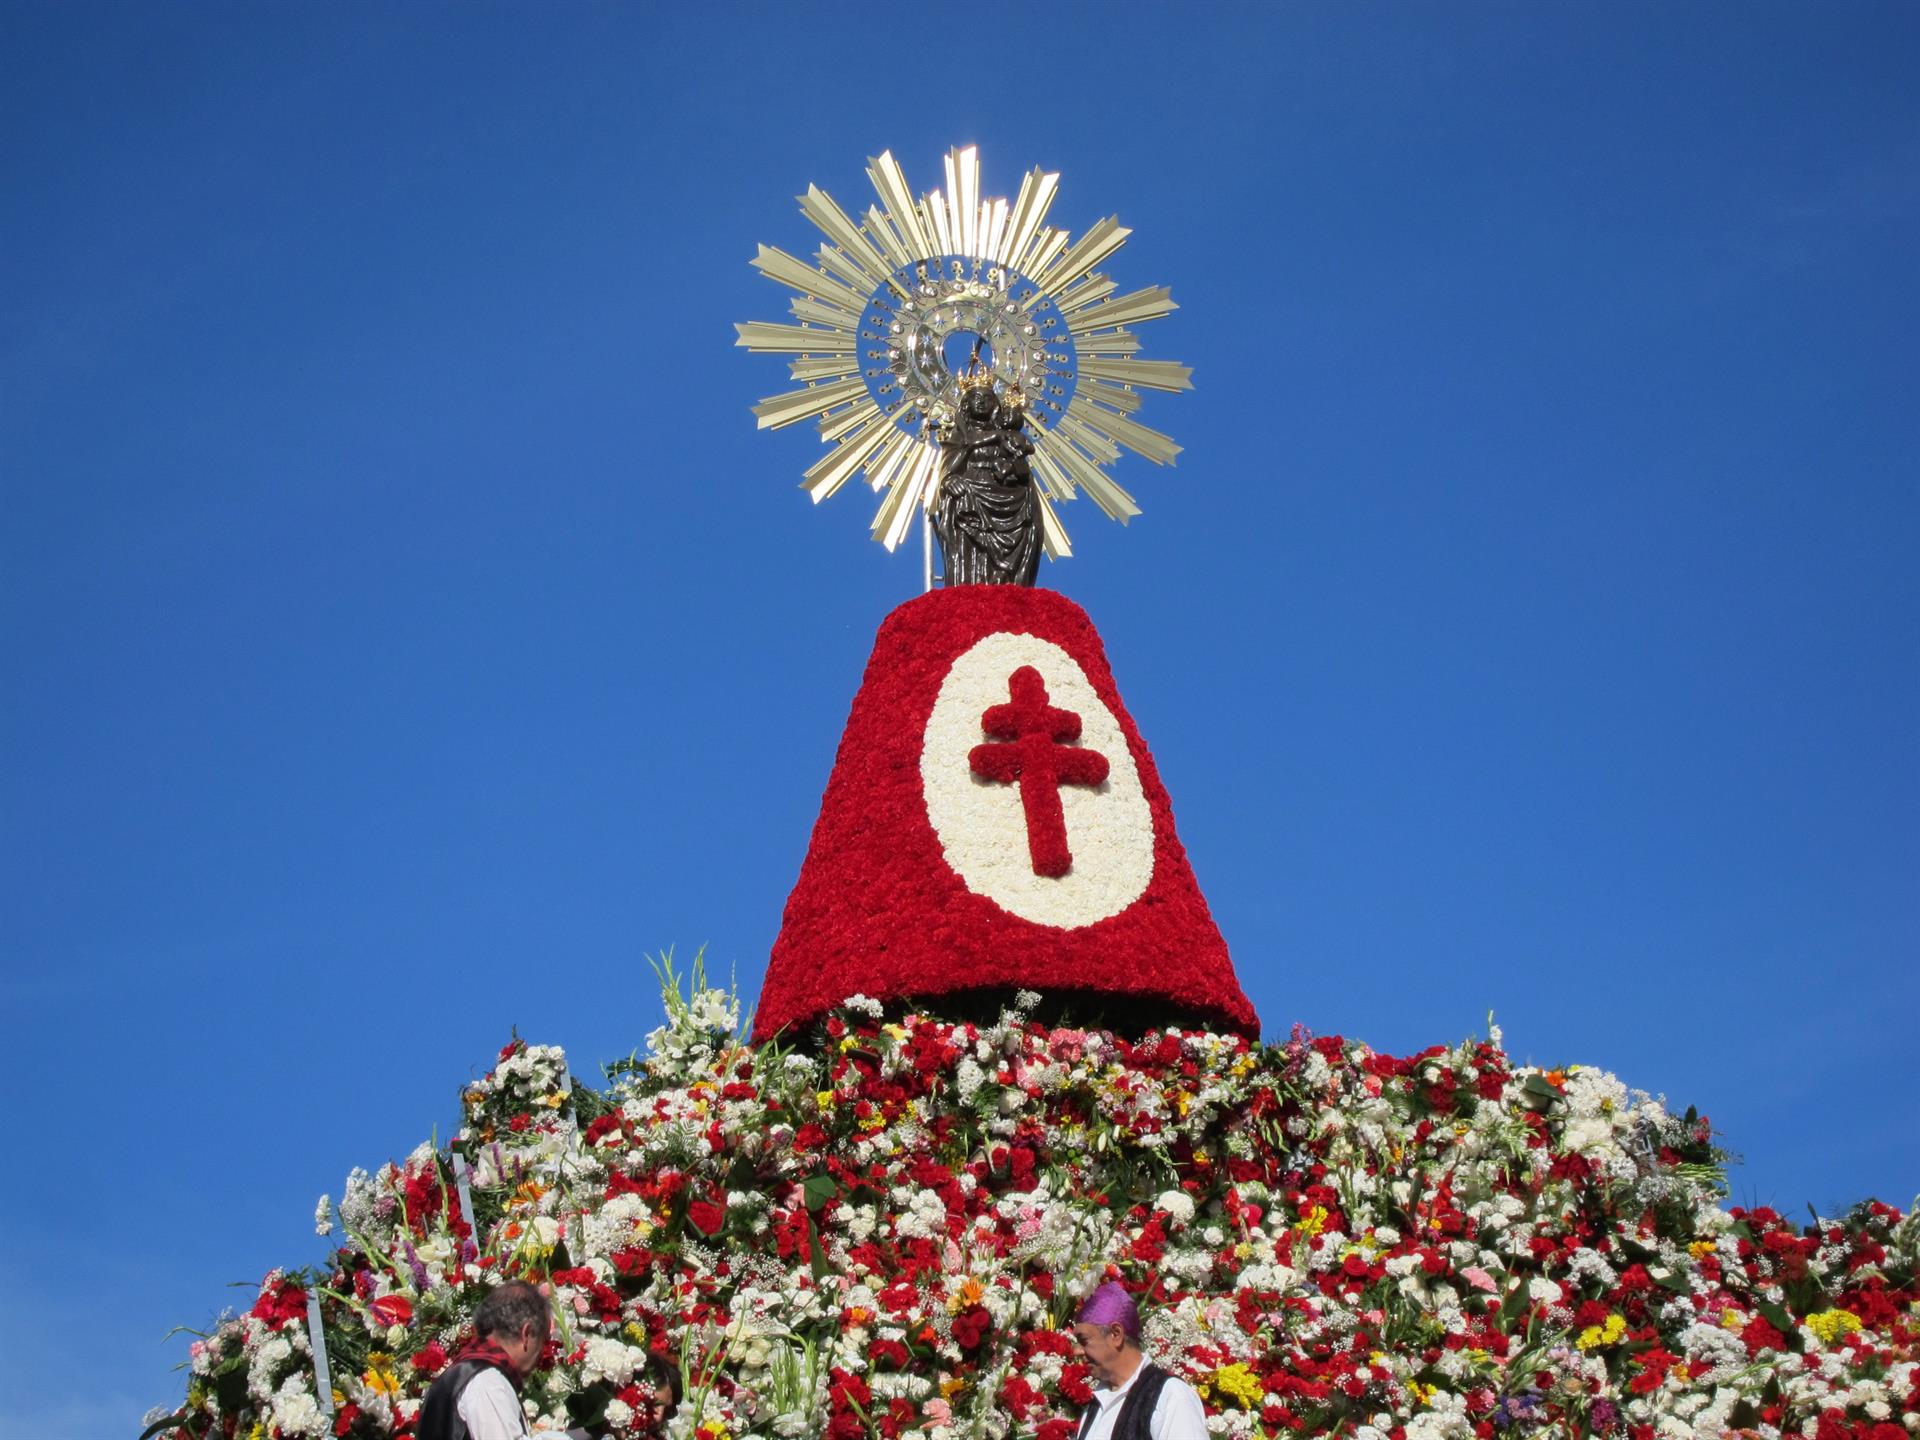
left=419, top=1359, right=520, bottom=1440
left=1077, top=1363, right=1170, bottom=1440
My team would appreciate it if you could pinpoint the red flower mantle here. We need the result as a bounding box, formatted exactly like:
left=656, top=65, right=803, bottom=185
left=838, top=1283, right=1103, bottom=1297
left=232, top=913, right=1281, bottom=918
left=754, top=585, right=1258, bottom=1042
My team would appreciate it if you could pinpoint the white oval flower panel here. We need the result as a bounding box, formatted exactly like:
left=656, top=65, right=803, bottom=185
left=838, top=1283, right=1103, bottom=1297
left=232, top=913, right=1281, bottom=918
left=921, top=632, right=1156, bottom=928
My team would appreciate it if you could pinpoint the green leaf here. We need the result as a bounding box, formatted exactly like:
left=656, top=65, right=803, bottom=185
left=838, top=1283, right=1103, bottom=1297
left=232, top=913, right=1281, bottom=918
left=1499, top=1280, right=1530, bottom=1327
left=1753, top=1298, right=1804, bottom=1352
left=803, top=1174, right=839, bottom=1213
left=807, top=1211, right=830, bottom=1283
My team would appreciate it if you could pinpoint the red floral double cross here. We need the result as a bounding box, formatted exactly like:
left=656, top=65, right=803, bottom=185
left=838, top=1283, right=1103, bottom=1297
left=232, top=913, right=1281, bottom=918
left=968, top=666, right=1110, bottom=877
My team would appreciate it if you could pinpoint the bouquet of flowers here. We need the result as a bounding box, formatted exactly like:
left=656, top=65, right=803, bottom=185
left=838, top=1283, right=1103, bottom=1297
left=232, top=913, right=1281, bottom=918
left=163, top=957, right=1918, bottom=1440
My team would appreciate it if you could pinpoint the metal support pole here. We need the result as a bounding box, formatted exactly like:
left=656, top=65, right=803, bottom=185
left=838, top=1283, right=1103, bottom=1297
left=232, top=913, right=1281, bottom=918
left=306, top=1293, right=334, bottom=1415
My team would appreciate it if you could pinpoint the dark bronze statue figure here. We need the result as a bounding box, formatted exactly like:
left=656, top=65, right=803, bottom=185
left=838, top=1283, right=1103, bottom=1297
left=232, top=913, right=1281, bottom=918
left=931, top=378, right=1042, bottom=586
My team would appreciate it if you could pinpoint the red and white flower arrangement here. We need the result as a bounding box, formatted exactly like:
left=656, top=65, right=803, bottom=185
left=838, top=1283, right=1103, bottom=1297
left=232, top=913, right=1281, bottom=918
left=163, top=959, right=1917, bottom=1440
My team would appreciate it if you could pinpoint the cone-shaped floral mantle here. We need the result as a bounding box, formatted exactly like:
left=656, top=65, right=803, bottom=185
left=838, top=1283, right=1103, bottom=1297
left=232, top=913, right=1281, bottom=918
left=756, top=586, right=1258, bottom=1041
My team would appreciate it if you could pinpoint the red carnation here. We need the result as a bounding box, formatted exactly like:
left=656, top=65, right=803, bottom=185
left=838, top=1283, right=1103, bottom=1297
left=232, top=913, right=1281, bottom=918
left=687, top=1199, right=727, bottom=1237
left=950, top=1304, right=992, bottom=1350
left=249, top=1280, right=307, bottom=1331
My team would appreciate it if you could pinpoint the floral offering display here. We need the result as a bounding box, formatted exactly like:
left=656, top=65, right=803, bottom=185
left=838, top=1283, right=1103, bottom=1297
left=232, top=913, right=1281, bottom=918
left=756, top=585, right=1257, bottom=1042
left=163, top=960, right=1917, bottom=1440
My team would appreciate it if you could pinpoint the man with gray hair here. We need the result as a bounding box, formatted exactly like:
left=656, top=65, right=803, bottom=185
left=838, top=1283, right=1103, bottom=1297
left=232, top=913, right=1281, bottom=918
left=420, top=1280, right=552, bottom=1440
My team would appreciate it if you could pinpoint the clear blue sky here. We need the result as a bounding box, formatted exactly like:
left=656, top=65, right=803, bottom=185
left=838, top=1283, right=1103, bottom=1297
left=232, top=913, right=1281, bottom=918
left=3, top=4, right=1915, bottom=1435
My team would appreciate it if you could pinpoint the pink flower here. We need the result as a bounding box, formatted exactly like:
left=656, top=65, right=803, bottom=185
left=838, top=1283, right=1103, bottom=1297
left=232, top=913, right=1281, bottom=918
left=1462, top=1267, right=1498, bottom=1294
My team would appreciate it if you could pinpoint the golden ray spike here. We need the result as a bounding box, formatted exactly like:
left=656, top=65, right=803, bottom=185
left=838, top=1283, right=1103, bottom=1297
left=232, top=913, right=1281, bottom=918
left=997, top=169, right=1038, bottom=268
left=1019, top=228, right=1069, bottom=284
left=1001, top=169, right=1059, bottom=270
left=1079, top=380, right=1144, bottom=414
left=1026, top=433, right=1077, bottom=500
left=908, top=441, right=944, bottom=526
left=1076, top=357, right=1194, bottom=391
left=867, top=151, right=935, bottom=261
left=818, top=398, right=882, bottom=442
left=869, top=473, right=911, bottom=543
left=1053, top=409, right=1123, bottom=465
left=942, top=152, right=965, bottom=258
left=753, top=375, right=869, bottom=430
left=864, top=204, right=913, bottom=273
left=751, top=244, right=870, bottom=313
left=981, top=197, right=1008, bottom=269
left=887, top=444, right=942, bottom=552
left=1075, top=330, right=1143, bottom=357
left=953, top=145, right=980, bottom=258
left=862, top=427, right=917, bottom=494
left=1066, top=286, right=1178, bottom=334
left=926, top=189, right=955, bottom=257
left=788, top=355, right=860, bottom=382
left=1069, top=404, right=1183, bottom=466
left=1056, top=275, right=1118, bottom=315
left=1032, top=217, right=1132, bottom=294
left=914, top=199, right=942, bottom=262
left=871, top=442, right=935, bottom=548
left=815, top=243, right=875, bottom=296
left=798, top=185, right=892, bottom=286
left=802, top=419, right=894, bottom=503
left=1040, top=429, right=1141, bottom=522
left=1035, top=487, right=1072, bottom=560
left=788, top=294, right=861, bottom=330
left=735, top=321, right=858, bottom=355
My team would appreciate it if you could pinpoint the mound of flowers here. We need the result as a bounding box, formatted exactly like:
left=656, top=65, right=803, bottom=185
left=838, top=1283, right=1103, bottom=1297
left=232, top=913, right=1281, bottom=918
left=164, top=964, right=1917, bottom=1440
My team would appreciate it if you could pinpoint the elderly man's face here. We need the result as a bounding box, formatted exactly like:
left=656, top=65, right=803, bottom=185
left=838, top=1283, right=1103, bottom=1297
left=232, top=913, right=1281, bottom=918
left=499, top=1316, right=550, bottom=1379
left=1070, top=1321, right=1131, bottom=1386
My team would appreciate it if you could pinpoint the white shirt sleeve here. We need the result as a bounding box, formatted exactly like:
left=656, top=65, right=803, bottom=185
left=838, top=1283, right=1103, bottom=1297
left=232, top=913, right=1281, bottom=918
left=1150, top=1375, right=1210, bottom=1440
left=457, top=1366, right=529, bottom=1440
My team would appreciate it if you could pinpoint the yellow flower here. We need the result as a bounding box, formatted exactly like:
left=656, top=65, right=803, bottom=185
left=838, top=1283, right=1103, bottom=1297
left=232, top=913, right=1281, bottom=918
left=941, top=1377, right=967, bottom=1399
left=699, top=1423, right=731, bottom=1440
left=1299, top=1205, right=1328, bottom=1236
left=1689, top=1240, right=1719, bottom=1258
left=1720, top=1308, right=1744, bottom=1331
left=1805, top=1309, right=1863, bottom=1345
left=542, top=1091, right=567, bottom=1109
left=362, top=1353, right=403, bottom=1398
left=625, top=1321, right=649, bottom=1346
left=1576, top=1314, right=1626, bottom=1351
left=816, top=1090, right=836, bottom=1109
left=1209, top=1347, right=1260, bottom=1394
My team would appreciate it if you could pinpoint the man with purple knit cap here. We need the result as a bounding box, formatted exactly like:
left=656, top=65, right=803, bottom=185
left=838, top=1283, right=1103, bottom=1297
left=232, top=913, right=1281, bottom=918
left=1068, top=1282, right=1207, bottom=1440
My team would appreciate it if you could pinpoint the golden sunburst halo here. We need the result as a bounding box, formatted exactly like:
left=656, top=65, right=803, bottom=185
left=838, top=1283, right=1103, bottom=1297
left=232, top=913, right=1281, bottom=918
left=735, top=146, right=1193, bottom=559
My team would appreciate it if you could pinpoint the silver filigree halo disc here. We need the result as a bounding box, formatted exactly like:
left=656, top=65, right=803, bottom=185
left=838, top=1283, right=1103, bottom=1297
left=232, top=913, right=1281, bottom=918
left=737, top=146, right=1193, bottom=557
